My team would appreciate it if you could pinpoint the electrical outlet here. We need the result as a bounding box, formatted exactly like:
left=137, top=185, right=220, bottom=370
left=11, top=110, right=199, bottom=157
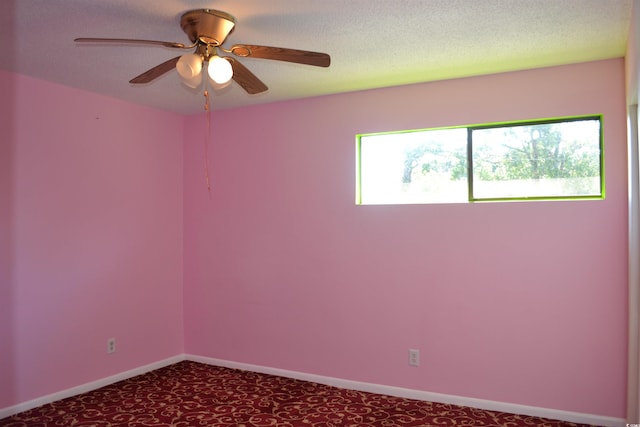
left=107, top=338, right=116, bottom=354
left=408, top=349, right=420, bottom=367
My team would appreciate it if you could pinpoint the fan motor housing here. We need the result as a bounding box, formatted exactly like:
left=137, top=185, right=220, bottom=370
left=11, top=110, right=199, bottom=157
left=180, top=9, right=236, bottom=46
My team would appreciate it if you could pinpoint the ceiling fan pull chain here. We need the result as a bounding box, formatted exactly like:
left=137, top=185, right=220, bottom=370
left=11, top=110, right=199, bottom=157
left=202, top=89, right=212, bottom=197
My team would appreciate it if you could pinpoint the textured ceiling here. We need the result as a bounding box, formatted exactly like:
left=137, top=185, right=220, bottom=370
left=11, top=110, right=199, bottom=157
left=0, top=0, right=633, bottom=115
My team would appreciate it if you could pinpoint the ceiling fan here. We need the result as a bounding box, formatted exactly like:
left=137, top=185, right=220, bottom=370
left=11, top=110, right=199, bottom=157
left=75, top=9, right=331, bottom=95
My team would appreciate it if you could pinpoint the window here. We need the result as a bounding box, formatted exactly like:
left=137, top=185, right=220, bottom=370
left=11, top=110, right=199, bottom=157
left=356, top=116, right=603, bottom=204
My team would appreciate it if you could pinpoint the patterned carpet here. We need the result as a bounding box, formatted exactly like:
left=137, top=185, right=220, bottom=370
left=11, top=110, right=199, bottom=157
left=0, top=360, right=595, bottom=426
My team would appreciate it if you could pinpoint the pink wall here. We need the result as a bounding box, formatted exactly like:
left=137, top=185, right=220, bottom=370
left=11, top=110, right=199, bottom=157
left=0, top=72, right=16, bottom=411
left=0, top=71, right=184, bottom=408
left=183, top=59, right=628, bottom=417
left=0, top=2, right=17, bottom=409
left=1, top=58, right=628, bottom=417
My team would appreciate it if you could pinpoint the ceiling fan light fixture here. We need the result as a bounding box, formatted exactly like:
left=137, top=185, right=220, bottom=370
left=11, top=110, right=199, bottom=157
left=208, top=56, right=233, bottom=84
left=176, top=53, right=203, bottom=79
left=180, top=72, right=203, bottom=89
left=209, top=78, right=232, bottom=90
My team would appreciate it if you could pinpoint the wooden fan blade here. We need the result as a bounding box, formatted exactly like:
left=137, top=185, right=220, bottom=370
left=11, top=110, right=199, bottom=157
left=130, top=56, right=181, bottom=84
left=228, top=58, right=268, bottom=94
left=75, top=37, right=191, bottom=49
left=230, top=44, right=330, bottom=67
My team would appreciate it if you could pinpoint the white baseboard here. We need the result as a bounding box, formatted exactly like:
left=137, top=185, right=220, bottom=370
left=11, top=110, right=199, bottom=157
left=0, top=354, right=185, bottom=420
left=186, top=354, right=625, bottom=427
left=1, top=353, right=625, bottom=427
